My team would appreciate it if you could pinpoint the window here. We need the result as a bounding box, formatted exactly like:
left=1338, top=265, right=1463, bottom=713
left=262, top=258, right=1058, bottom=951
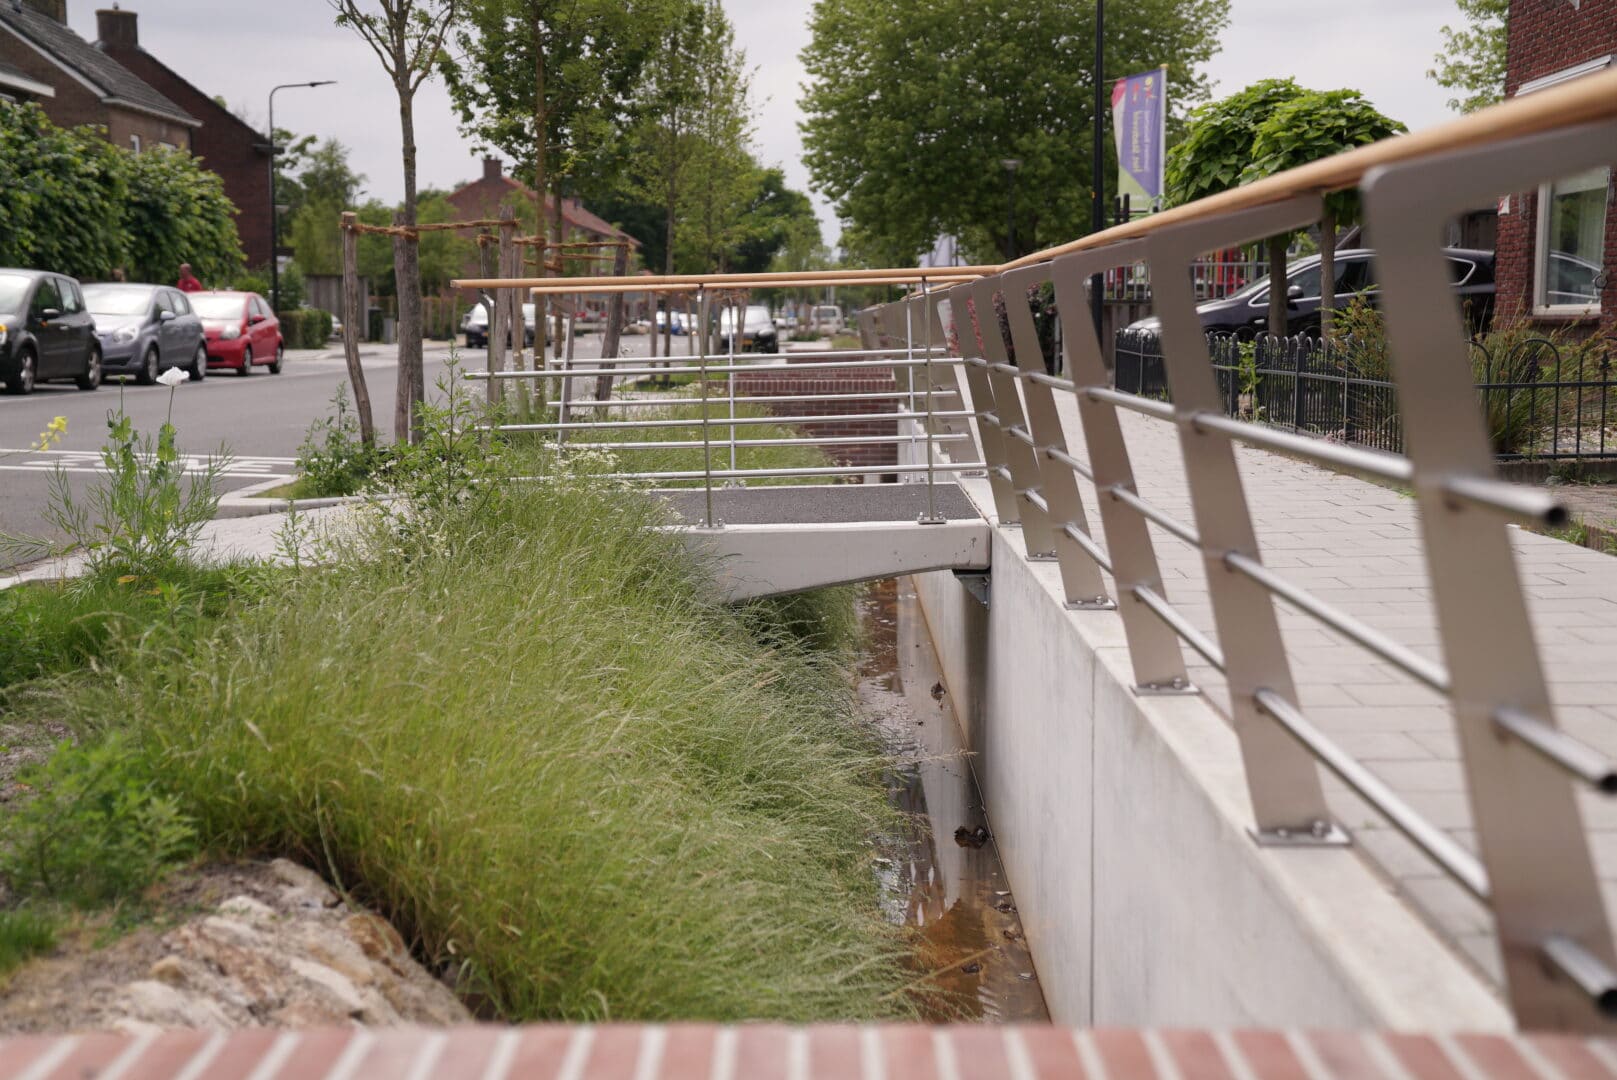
left=170, top=291, right=191, bottom=316
left=31, top=278, right=60, bottom=318
left=129, top=134, right=141, bottom=153
left=56, top=278, right=82, bottom=314
left=1534, top=166, right=1609, bottom=315
left=155, top=290, right=175, bottom=317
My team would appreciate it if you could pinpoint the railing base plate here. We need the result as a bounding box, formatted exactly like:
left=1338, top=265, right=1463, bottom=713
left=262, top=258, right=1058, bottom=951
left=1133, top=679, right=1198, bottom=696
left=1065, top=598, right=1117, bottom=611
left=1249, top=822, right=1352, bottom=848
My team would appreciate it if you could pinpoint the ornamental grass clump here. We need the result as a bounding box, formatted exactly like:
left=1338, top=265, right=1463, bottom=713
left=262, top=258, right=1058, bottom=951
left=49, top=454, right=909, bottom=1020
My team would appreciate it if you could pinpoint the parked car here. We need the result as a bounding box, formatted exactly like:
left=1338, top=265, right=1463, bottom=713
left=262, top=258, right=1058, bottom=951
left=653, top=309, right=689, bottom=335
left=192, top=291, right=284, bottom=375
left=718, top=304, right=780, bottom=353
left=461, top=302, right=537, bottom=348
left=810, top=304, right=844, bottom=334
left=0, top=268, right=101, bottom=395
left=83, top=283, right=206, bottom=384
left=1123, top=247, right=1497, bottom=338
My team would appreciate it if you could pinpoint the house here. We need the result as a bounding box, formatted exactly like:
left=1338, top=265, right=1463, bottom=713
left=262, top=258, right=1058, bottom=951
left=0, top=1, right=273, bottom=268
left=1496, top=0, right=1615, bottom=336
left=93, top=5, right=274, bottom=267
left=0, top=0, right=195, bottom=150
left=446, top=157, right=642, bottom=313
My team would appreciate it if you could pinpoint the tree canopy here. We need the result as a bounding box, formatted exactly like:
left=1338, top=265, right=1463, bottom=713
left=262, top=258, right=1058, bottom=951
left=1429, top=0, right=1507, bottom=114
left=0, top=101, right=243, bottom=285
left=800, top=0, right=1231, bottom=266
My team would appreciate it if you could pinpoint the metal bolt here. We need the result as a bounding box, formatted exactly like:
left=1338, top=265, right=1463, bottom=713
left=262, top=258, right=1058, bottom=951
left=1311, top=819, right=1331, bottom=839
left=1275, top=827, right=1290, bottom=840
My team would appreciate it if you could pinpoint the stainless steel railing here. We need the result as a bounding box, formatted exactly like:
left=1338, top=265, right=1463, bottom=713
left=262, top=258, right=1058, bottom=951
left=860, top=103, right=1617, bottom=1029
left=462, top=294, right=988, bottom=528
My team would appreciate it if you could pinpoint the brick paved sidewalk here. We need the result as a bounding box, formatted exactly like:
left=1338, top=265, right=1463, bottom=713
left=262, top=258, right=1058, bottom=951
left=1040, top=400, right=1617, bottom=989
left=5, top=1024, right=1617, bottom=1080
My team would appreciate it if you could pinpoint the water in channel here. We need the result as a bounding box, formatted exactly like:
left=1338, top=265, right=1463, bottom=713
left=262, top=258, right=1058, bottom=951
left=858, top=577, right=1049, bottom=1023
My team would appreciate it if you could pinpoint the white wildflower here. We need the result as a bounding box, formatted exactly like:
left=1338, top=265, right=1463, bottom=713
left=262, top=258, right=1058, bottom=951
left=156, top=367, right=188, bottom=388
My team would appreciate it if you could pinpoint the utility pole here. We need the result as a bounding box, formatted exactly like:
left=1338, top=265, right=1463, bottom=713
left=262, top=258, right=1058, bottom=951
left=267, top=80, right=335, bottom=311
left=1090, top=0, right=1105, bottom=339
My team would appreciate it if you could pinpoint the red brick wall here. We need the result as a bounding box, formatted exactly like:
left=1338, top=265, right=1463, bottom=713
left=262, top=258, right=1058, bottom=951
left=104, top=46, right=272, bottom=268
left=734, top=362, right=900, bottom=469
left=1498, top=0, right=1617, bottom=336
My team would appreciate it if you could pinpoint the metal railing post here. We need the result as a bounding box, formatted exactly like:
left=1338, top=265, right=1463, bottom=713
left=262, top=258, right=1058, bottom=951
left=1000, top=265, right=1111, bottom=607
left=697, top=286, right=717, bottom=529
left=915, top=289, right=943, bottom=524
left=1363, top=119, right=1617, bottom=1030
left=970, top=278, right=1058, bottom=555
left=943, top=282, right=1020, bottom=524
left=1049, top=245, right=1193, bottom=688
left=1147, top=195, right=1342, bottom=842
left=726, top=291, right=738, bottom=480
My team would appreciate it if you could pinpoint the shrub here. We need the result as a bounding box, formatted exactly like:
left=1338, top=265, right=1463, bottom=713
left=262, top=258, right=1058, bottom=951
left=294, top=383, right=378, bottom=498
left=0, top=735, right=195, bottom=909
left=278, top=308, right=334, bottom=350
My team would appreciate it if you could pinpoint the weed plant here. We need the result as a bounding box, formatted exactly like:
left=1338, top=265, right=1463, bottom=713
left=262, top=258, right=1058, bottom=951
left=0, top=909, right=56, bottom=978
left=294, top=384, right=379, bottom=499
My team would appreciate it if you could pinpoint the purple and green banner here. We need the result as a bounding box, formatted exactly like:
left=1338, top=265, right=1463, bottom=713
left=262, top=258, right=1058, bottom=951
left=1112, top=66, right=1168, bottom=209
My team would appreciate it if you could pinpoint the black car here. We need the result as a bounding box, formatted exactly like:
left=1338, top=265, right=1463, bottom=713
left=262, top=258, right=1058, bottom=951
left=82, top=283, right=208, bottom=384
left=1124, top=247, right=1497, bottom=338
left=0, top=269, right=102, bottom=395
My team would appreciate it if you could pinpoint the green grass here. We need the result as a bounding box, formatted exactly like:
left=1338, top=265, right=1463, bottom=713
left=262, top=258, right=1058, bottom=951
left=0, top=565, right=270, bottom=690
left=0, top=909, right=56, bottom=978
left=29, top=470, right=910, bottom=1021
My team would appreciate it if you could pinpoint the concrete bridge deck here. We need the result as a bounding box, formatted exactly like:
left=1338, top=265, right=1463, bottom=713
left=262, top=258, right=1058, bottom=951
left=6, top=1023, right=1616, bottom=1080
left=656, top=484, right=990, bottom=601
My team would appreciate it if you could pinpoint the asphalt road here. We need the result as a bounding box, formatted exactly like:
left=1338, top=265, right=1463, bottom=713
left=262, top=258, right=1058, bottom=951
left=0, top=330, right=769, bottom=570
left=0, top=342, right=469, bottom=570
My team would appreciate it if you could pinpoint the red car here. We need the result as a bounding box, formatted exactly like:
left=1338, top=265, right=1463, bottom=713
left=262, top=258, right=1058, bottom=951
left=192, top=291, right=283, bottom=375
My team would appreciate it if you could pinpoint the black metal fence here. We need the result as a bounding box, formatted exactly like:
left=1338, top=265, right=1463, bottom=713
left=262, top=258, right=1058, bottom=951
left=1112, top=329, right=1617, bottom=461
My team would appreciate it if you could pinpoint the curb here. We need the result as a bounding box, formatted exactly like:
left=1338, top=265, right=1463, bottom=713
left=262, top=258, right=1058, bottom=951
left=219, top=476, right=369, bottom=515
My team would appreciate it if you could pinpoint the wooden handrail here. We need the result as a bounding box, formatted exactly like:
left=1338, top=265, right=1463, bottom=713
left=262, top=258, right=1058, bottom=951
left=452, top=66, right=1617, bottom=292
left=522, top=275, right=979, bottom=295
left=999, top=66, right=1617, bottom=271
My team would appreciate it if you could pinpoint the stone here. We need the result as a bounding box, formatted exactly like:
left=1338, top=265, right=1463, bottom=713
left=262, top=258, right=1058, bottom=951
left=218, top=895, right=276, bottom=920
left=269, top=858, right=339, bottom=908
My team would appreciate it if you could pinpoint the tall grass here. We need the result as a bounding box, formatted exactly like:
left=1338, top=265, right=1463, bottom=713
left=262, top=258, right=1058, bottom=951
left=36, top=468, right=909, bottom=1021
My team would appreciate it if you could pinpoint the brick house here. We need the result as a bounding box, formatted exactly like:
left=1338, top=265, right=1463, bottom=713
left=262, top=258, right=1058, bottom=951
left=0, top=0, right=196, bottom=152
left=446, top=157, right=643, bottom=316
left=1497, top=0, right=1615, bottom=336
left=93, top=6, right=274, bottom=267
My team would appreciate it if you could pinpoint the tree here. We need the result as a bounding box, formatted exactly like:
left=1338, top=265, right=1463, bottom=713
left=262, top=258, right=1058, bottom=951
left=1165, top=79, right=1304, bottom=336
left=286, top=140, right=367, bottom=275
left=729, top=167, right=820, bottom=274
left=672, top=6, right=756, bottom=276
left=122, top=147, right=247, bottom=286
left=1429, top=0, right=1508, bottom=114
left=330, top=0, right=462, bottom=444
left=801, top=0, right=1230, bottom=267
left=1244, top=90, right=1404, bottom=336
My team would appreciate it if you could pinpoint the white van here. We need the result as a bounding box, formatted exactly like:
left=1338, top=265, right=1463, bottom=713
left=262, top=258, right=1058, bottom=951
left=811, top=304, right=843, bottom=334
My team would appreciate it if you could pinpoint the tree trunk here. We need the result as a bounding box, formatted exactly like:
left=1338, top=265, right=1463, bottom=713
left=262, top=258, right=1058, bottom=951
left=1266, top=234, right=1288, bottom=340
left=339, top=211, right=376, bottom=446
left=552, top=175, right=566, bottom=361
left=394, top=80, right=424, bottom=445
left=596, top=243, right=628, bottom=401
left=1318, top=207, right=1337, bottom=342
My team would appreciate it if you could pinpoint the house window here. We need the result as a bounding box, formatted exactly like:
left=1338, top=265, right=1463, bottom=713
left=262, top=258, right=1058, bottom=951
left=1517, top=55, right=1613, bottom=317
left=129, top=134, right=141, bottom=153
left=1534, top=166, right=1609, bottom=315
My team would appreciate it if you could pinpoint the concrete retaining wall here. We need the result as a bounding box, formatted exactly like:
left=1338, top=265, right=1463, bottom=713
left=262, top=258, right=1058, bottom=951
left=911, top=474, right=1512, bottom=1031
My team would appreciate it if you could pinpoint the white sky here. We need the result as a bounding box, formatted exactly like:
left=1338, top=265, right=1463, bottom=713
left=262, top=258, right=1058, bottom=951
left=66, top=0, right=1465, bottom=250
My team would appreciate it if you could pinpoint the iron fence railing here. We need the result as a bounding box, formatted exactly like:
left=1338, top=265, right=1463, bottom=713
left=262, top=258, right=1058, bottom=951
left=1103, top=256, right=1273, bottom=302
left=1114, top=329, right=1617, bottom=461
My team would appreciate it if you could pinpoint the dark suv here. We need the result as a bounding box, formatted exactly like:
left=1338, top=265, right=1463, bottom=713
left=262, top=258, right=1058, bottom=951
left=1124, top=247, right=1496, bottom=338
left=0, top=269, right=103, bottom=394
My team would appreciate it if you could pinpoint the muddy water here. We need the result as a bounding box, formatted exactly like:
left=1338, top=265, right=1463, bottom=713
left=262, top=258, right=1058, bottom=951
left=859, top=578, right=1049, bottom=1023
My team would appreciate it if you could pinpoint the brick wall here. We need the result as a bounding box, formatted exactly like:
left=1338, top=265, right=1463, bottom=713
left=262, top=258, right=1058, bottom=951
left=734, top=360, right=900, bottom=470
left=103, top=41, right=273, bottom=268
left=1498, top=0, right=1617, bottom=336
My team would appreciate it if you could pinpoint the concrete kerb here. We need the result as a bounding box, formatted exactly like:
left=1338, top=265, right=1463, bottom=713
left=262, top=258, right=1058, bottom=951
left=218, top=476, right=370, bottom=515
left=911, top=470, right=1511, bottom=1030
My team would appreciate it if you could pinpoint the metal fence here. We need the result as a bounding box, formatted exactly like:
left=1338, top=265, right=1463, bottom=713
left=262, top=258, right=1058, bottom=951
left=1103, top=255, right=1271, bottom=303
left=1115, top=329, right=1617, bottom=461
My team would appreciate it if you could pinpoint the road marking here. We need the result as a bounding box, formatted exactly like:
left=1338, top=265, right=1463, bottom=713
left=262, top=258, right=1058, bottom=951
left=0, top=448, right=295, bottom=478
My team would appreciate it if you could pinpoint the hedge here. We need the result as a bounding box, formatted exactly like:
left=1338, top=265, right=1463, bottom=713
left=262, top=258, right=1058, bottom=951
left=278, top=309, right=334, bottom=350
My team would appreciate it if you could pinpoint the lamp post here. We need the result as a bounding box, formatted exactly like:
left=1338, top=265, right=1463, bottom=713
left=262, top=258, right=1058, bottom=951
left=267, top=80, right=336, bottom=312
left=1000, top=158, right=1022, bottom=260
left=1090, top=0, right=1105, bottom=337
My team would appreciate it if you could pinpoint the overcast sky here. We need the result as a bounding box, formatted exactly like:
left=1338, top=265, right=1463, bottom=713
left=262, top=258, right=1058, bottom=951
left=67, top=0, right=1464, bottom=250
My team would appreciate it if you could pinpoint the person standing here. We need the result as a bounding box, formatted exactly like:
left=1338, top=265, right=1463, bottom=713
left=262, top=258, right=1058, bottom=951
left=176, top=263, right=203, bottom=293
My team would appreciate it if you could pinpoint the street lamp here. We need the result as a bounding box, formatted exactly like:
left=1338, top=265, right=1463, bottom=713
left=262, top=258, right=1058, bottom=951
left=268, top=80, right=336, bottom=312
left=1000, top=158, right=1022, bottom=260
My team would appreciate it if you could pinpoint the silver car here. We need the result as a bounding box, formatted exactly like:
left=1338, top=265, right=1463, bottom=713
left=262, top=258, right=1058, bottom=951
left=83, top=283, right=207, bottom=383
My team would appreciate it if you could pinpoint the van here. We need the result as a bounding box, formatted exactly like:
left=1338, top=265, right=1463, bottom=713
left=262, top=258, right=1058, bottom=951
left=811, top=304, right=843, bottom=334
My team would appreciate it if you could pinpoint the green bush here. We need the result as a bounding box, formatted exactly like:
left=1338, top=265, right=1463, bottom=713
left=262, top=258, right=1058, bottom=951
left=278, top=308, right=334, bottom=350
left=0, top=734, right=195, bottom=909
left=295, top=384, right=379, bottom=498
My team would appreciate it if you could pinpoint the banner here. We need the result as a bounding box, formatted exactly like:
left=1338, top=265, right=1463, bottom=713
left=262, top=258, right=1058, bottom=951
left=1112, top=66, right=1167, bottom=209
